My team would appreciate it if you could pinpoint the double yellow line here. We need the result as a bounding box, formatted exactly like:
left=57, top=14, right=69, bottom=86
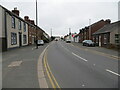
left=44, top=50, right=61, bottom=89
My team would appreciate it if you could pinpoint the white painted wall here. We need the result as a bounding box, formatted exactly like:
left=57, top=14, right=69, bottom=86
left=6, top=12, right=28, bottom=49
left=0, top=6, right=5, bottom=38
left=74, top=36, right=79, bottom=42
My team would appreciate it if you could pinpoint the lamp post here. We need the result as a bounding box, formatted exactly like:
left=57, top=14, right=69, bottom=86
left=89, top=19, right=91, bottom=40
left=69, top=28, right=71, bottom=40
left=36, top=0, right=38, bottom=49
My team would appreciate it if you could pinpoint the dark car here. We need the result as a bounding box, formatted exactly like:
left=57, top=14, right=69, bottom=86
left=82, top=40, right=95, bottom=47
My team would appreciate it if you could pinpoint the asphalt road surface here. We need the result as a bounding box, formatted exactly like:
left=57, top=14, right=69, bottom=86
left=46, top=41, right=119, bottom=88
left=2, top=44, right=48, bottom=88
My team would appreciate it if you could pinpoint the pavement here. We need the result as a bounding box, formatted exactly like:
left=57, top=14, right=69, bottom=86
left=44, top=41, right=119, bottom=88
left=2, top=44, right=48, bottom=88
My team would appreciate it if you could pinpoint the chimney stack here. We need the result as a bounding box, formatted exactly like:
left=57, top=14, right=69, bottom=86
left=12, top=7, right=19, bottom=16
left=24, top=16, right=29, bottom=21
left=105, top=19, right=111, bottom=24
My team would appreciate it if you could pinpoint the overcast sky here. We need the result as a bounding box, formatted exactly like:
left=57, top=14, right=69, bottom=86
left=0, top=0, right=119, bottom=36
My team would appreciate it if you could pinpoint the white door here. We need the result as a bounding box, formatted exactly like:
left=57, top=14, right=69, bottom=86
left=99, top=35, right=101, bottom=46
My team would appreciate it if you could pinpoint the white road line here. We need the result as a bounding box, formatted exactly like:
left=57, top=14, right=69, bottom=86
left=72, top=52, right=88, bottom=62
left=106, top=69, right=120, bottom=77
left=8, top=61, right=22, bottom=67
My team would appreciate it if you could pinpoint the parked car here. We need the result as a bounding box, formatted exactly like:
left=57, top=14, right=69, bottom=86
left=82, top=40, right=95, bottom=47
left=66, top=39, right=71, bottom=43
left=37, top=40, right=44, bottom=46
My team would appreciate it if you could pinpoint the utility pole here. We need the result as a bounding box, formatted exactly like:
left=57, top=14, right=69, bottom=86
left=36, top=0, right=38, bottom=49
left=89, top=19, right=91, bottom=40
left=69, top=28, right=71, bottom=40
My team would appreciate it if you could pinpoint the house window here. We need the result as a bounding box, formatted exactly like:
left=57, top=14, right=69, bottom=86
left=24, top=22, right=26, bottom=32
left=18, top=20, right=22, bottom=30
left=104, top=34, right=107, bottom=44
left=11, top=33, right=17, bottom=45
left=115, top=34, right=120, bottom=44
left=11, top=17, right=15, bottom=28
left=23, top=35, right=27, bottom=44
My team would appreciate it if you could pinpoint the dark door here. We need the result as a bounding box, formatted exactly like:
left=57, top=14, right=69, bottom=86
left=19, top=32, right=22, bottom=47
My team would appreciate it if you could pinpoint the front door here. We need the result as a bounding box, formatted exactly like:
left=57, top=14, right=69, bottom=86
left=19, top=32, right=22, bottom=47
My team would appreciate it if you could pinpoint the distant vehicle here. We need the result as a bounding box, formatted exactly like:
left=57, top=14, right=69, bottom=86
left=37, top=40, right=44, bottom=46
left=66, top=39, right=71, bottom=43
left=82, top=40, right=95, bottom=47
left=55, top=39, right=58, bottom=41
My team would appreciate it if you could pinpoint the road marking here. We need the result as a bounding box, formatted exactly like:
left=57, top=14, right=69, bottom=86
left=8, top=61, right=22, bottom=67
left=44, top=50, right=61, bottom=89
left=37, top=45, right=49, bottom=88
left=45, top=53, right=61, bottom=88
left=72, top=52, right=88, bottom=62
left=106, top=69, right=120, bottom=77
left=71, top=43, right=119, bottom=60
left=44, top=55, right=56, bottom=88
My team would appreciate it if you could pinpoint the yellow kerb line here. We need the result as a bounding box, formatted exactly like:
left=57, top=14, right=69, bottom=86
left=44, top=52, right=56, bottom=89
left=46, top=51, right=61, bottom=89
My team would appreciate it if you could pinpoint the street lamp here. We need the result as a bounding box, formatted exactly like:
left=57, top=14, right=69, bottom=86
left=36, top=0, right=38, bottom=49
left=89, top=19, right=91, bottom=40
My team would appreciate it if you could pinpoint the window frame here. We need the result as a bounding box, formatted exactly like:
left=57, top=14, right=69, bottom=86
left=11, top=32, right=17, bottom=45
left=11, top=16, right=15, bottom=29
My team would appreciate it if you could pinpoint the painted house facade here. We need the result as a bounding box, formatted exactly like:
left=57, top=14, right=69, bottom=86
left=0, top=6, right=28, bottom=51
left=73, top=34, right=79, bottom=43
left=93, top=21, right=120, bottom=48
left=0, top=5, right=50, bottom=51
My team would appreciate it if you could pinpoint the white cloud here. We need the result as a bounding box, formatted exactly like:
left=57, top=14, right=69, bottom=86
left=0, top=0, right=118, bottom=36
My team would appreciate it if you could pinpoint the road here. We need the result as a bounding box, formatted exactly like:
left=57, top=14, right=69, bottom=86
left=2, top=44, right=48, bottom=88
left=44, top=41, right=119, bottom=88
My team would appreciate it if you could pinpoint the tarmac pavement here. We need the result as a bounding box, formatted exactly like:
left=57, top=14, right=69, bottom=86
left=2, top=44, right=48, bottom=88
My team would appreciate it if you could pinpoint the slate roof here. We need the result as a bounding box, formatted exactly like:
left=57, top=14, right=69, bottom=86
left=93, top=21, right=120, bottom=35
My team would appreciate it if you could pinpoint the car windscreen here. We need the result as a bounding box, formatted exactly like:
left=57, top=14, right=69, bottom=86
left=87, top=40, right=93, bottom=43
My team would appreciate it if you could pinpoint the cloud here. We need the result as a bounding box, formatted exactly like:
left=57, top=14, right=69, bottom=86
left=0, top=0, right=118, bottom=36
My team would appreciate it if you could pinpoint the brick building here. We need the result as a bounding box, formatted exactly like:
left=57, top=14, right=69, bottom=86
left=93, top=21, right=120, bottom=48
left=79, top=19, right=111, bottom=43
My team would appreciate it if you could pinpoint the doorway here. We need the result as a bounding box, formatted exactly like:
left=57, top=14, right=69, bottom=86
left=19, top=32, right=22, bottom=47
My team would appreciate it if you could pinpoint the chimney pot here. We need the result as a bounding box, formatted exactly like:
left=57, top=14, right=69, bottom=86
left=12, top=7, right=19, bottom=16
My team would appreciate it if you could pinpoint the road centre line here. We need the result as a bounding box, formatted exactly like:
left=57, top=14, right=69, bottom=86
left=60, top=43, right=88, bottom=62
left=106, top=69, right=120, bottom=77
left=72, top=52, right=88, bottom=62
left=71, top=43, right=119, bottom=60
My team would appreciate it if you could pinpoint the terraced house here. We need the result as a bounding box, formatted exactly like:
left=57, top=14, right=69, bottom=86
left=0, top=5, right=50, bottom=52
left=93, top=20, right=120, bottom=48
left=0, top=5, right=29, bottom=51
